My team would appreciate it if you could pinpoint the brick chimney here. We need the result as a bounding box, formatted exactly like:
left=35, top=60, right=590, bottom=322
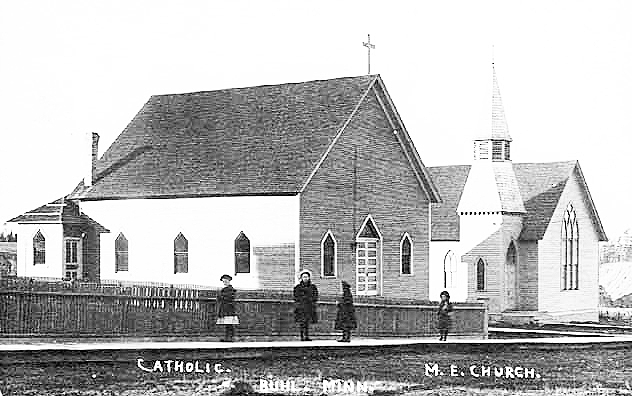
left=84, top=132, right=99, bottom=187
left=91, top=132, right=99, bottom=185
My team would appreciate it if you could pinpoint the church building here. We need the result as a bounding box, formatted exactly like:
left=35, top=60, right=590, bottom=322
left=427, top=64, right=607, bottom=322
left=9, top=75, right=441, bottom=298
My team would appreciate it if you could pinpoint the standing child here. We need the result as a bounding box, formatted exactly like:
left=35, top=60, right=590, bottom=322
left=293, top=269, right=319, bottom=341
left=216, top=274, right=239, bottom=342
left=437, top=290, right=453, bottom=341
left=334, top=281, right=357, bottom=342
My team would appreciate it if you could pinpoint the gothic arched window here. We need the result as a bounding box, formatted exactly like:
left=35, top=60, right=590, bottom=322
left=321, top=231, right=337, bottom=277
left=562, top=203, right=579, bottom=290
left=400, top=234, right=412, bottom=275
left=174, top=233, right=188, bottom=274
left=235, top=232, right=250, bottom=274
left=115, top=233, right=128, bottom=272
left=476, top=258, right=486, bottom=291
left=444, top=250, right=457, bottom=288
left=33, top=230, right=45, bottom=265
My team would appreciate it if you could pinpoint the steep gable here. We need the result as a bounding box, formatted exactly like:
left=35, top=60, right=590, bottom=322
left=513, top=161, right=606, bottom=241
left=77, top=75, right=377, bottom=200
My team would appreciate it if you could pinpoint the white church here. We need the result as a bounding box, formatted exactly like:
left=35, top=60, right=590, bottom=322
left=9, top=67, right=606, bottom=322
left=427, top=64, right=607, bottom=322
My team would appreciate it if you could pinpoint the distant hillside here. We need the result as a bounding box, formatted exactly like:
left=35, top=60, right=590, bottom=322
left=600, top=261, right=632, bottom=301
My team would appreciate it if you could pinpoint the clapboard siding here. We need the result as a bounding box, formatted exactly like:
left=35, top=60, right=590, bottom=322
left=300, top=90, right=431, bottom=298
left=537, top=169, right=599, bottom=322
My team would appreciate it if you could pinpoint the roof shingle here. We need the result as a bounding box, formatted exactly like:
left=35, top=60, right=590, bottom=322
left=428, top=161, right=605, bottom=241
left=79, top=75, right=377, bottom=200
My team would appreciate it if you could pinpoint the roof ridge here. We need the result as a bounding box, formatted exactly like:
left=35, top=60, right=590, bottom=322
left=148, top=74, right=380, bottom=99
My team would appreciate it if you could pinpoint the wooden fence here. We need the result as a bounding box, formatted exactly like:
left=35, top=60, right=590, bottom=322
left=0, top=277, right=487, bottom=338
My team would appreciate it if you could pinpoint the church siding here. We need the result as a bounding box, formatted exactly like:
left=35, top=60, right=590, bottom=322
left=537, top=170, right=599, bottom=321
left=518, top=239, right=539, bottom=310
left=80, top=195, right=300, bottom=289
left=463, top=214, right=522, bottom=314
left=254, top=244, right=295, bottom=290
left=15, top=223, right=64, bottom=279
left=299, top=91, right=430, bottom=299
left=428, top=241, right=467, bottom=302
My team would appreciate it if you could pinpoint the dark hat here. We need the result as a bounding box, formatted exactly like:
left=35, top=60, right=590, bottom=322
left=220, top=274, right=232, bottom=281
left=440, top=290, right=450, bottom=299
left=341, top=280, right=351, bottom=289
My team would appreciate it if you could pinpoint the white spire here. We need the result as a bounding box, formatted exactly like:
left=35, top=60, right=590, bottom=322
left=491, top=64, right=511, bottom=141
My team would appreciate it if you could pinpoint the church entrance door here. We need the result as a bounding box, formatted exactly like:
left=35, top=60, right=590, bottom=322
left=356, top=216, right=381, bottom=296
left=505, top=242, right=518, bottom=310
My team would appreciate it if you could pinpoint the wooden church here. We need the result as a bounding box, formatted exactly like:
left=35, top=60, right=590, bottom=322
left=427, top=64, right=607, bottom=322
left=9, top=75, right=441, bottom=298
left=9, top=69, right=607, bottom=323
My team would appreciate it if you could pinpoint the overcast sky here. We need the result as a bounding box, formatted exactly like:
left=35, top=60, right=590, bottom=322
left=0, top=0, right=630, bottom=239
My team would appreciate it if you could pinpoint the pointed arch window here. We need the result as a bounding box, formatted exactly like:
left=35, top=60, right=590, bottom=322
left=562, top=203, right=579, bottom=290
left=444, top=250, right=457, bottom=288
left=400, top=233, right=412, bottom=275
left=321, top=231, right=337, bottom=277
left=33, top=230, right=45, bottom=265
left=174, top=233, right=188, bottom=274
left=115, top=233, right=128, bottom=272
left=476, top=258, right=486, bottom=291
left=235, top=232, right=250, bottom=274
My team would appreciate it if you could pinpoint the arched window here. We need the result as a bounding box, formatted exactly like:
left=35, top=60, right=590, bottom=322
left=444, top=250, right=457, bottom=288
left=400, top=234, right=412, bottom=275
left=174, top=233, right=188, bottom=274
left=562, top=203, right=579, bottom=290
left=115, top=233, right=128, bottom=272
left=33, top=230, right=45, bottom=265
left=235, top=232, right=250, bottom=274
left=476, top=258, right=486, bottom=291
left=321, top=231, right=337, bottom=277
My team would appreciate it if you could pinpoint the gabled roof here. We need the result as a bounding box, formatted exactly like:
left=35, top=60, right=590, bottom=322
left=428, top=161, right=607, bottom=241
left=8, top=197, right=109, bottom=232
left=427, top=165, right=471, bottom=241
left=74, top=75, right=385, bottom=200
left=75, top=75, right=439, bottom=202
left=514, top=161, right=607, bottom=241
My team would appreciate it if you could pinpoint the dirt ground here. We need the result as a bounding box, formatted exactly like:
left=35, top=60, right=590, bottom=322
left=0, top=346, right=630, bottom=395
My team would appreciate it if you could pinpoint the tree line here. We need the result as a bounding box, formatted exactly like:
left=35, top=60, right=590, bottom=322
left=0, top=232, right=17, bottom=242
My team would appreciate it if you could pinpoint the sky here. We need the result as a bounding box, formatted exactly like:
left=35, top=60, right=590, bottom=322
left=0, top=0, right=630, bottom=239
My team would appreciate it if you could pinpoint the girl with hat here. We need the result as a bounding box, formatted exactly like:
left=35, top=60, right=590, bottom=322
left=334, top=281, right=357, bottom=342
left=293, top=269, right=319, bottom=341
left=437, top=290, right=453, bottom=341
left=216, top=274, right=238, bottom=342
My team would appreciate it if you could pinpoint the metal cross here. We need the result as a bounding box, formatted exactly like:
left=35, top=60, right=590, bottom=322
left=363, top=34, right=375, bottom=75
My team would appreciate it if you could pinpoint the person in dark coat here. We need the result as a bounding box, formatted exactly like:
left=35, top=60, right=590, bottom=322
left=293, top=269, right=318, bottom=341
left=216, top=274, right=239, bottom=342
left=437, top=290, right=453, bottom=341
left=334, top=281, right=357, bottom=342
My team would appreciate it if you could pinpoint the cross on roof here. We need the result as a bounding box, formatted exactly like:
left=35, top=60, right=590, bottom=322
left=363, top=34, right=375, bottom=75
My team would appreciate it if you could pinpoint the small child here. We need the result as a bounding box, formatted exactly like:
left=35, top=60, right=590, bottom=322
left=437, top=290, right=453, bottom=341
left=334, top=281, right=357, bottom=342
left=216, top=274, right=239, bottom=342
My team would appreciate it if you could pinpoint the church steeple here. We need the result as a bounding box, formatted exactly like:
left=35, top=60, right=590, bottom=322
left=474, top=62, right=512, bottom=162
left=458, top=59, right=525, bottom=216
